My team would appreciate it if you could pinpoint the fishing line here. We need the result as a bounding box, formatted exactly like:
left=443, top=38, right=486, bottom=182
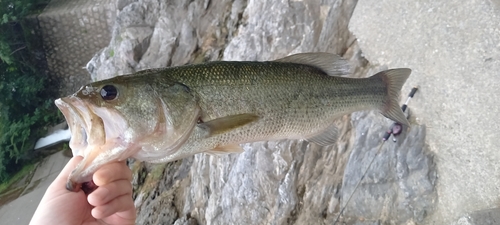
left=334, top=141, right=386, bottom=224
left=333, top=86, right=418, bottom=224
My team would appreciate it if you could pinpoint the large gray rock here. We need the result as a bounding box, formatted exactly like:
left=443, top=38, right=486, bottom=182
left=350, top=0, right=500, bottom=224
left=342, top=111, right=435, bottom=224
left=87, top=0, right=247, bottom=81
left=88, top=0, right=435, bottom=224
left=454, top=208, right=500, bottom=225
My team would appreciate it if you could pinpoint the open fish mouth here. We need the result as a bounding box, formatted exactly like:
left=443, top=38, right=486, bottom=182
left=55, top=96, right=129, bottom=191
left=55, top=96, right=101, bottom=156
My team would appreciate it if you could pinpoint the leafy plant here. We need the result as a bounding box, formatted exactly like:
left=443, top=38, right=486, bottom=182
left=0, top=0, right=59, bottom=182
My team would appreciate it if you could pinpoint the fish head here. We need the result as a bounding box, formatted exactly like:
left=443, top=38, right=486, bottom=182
left=55, top=75, right=199, bottom=192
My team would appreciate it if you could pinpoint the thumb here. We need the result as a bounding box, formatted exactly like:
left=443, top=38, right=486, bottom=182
left=32, top=156, right=89, bottom=224
left=50, top=156, right=83, bottom=191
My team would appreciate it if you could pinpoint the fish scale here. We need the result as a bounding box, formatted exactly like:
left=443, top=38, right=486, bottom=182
left=55, top=52, right=411, bottom=191
left=150, top=61, right=394, bottom=162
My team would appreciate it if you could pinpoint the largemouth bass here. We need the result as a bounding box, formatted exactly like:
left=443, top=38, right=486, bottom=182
left=55, top=53, right=411, bottom=191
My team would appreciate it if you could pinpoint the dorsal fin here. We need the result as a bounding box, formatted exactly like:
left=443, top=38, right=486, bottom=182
left=274, top=52, right=350, bottom=76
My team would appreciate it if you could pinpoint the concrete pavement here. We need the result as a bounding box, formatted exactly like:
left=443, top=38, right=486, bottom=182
left=0, top=151, right=70, bottom=224
left=350, top=0, right=500, bottom=224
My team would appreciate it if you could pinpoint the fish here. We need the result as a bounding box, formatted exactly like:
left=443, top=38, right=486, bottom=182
left=55, top=52, right=411, bottom=192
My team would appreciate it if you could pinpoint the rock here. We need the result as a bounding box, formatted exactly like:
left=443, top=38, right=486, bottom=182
left=223, top=0, right=357, bottom=61
left=341, top=111, right=436, bottom=224
left=117, top=0, right=136, bottom=11
left=173, top=215, right=198, bottom=225
left=349, top=0, right=500, bottom=223
left=454, top=208, right=500, bottom=225
left=86, top=0, right=246, bottom=81
left=87, top=0, right=436, bottom=224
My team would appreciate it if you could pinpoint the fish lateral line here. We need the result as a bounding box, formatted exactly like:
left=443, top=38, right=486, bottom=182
left=54, top=52, right=414, bottom=194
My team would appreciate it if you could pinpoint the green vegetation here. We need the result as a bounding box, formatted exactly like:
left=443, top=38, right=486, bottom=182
left=0, top=162, right=35, bottom=194
left=0, top=0, right=60, bottom=182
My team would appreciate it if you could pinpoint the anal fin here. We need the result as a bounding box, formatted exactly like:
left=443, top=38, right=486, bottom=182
left=205, top=144, right=244, bottom=156
left=306, top=124, right=339, bottom=146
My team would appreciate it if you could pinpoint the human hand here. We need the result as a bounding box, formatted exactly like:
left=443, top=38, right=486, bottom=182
left=30, top=156, right=136, bottom=225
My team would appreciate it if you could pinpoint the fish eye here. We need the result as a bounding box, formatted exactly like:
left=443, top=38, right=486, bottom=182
left=100, top=85, right=118, bottom=101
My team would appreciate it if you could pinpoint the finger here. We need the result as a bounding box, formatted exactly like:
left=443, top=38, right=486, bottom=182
left=111, top=207, right=137, bottom=224
left=91, top=193, right=135, bottom=219
left=93, top=160, right=132, bottom=186
left=87, top=179, right=132, bottom=206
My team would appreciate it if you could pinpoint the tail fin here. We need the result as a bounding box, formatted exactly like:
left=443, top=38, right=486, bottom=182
left=375, top=68, right=412, bottom=126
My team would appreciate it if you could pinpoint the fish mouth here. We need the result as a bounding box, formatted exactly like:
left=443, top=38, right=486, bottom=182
left=55, top=97, right=96, bottom=156
left=55, top=96, right=130, bottom=192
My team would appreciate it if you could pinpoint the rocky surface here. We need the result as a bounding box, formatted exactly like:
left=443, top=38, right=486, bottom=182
left=350, top=0, right=500, bottom=224
left=87, top=0, right=247, bottom=81
left=342, top=111, right=435, bottom=224
left=87, top=0, right=435, bottom=224
left=454, top=208, right=500, bottom=225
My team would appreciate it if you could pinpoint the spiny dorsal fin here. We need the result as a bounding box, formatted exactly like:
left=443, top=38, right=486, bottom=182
left=198, top=113, right=260, bottom=137
left=274, top=52, right=350, bottom=76
left=306, top=124, right=339, bottom=146
left=374, top=68, right=411, bottom=126
left=205, top=144, right=244, bottom=156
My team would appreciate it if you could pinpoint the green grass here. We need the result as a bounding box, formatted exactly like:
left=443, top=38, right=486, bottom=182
left=0, top=162, right=37, bottom=194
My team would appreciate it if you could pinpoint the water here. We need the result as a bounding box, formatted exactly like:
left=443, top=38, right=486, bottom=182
left=34, top=128, right=71, bottom=149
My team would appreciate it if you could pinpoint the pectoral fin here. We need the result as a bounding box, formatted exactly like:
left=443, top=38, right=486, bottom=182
left=306, top=125, right=339, bottom=146
left=206, top=144, right=244, bottom=156
left=198, top=113, right=259, bottom=137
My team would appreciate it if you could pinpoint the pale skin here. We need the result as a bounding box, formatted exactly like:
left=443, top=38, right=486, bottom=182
left=30, top=156, right=136, bottom=225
